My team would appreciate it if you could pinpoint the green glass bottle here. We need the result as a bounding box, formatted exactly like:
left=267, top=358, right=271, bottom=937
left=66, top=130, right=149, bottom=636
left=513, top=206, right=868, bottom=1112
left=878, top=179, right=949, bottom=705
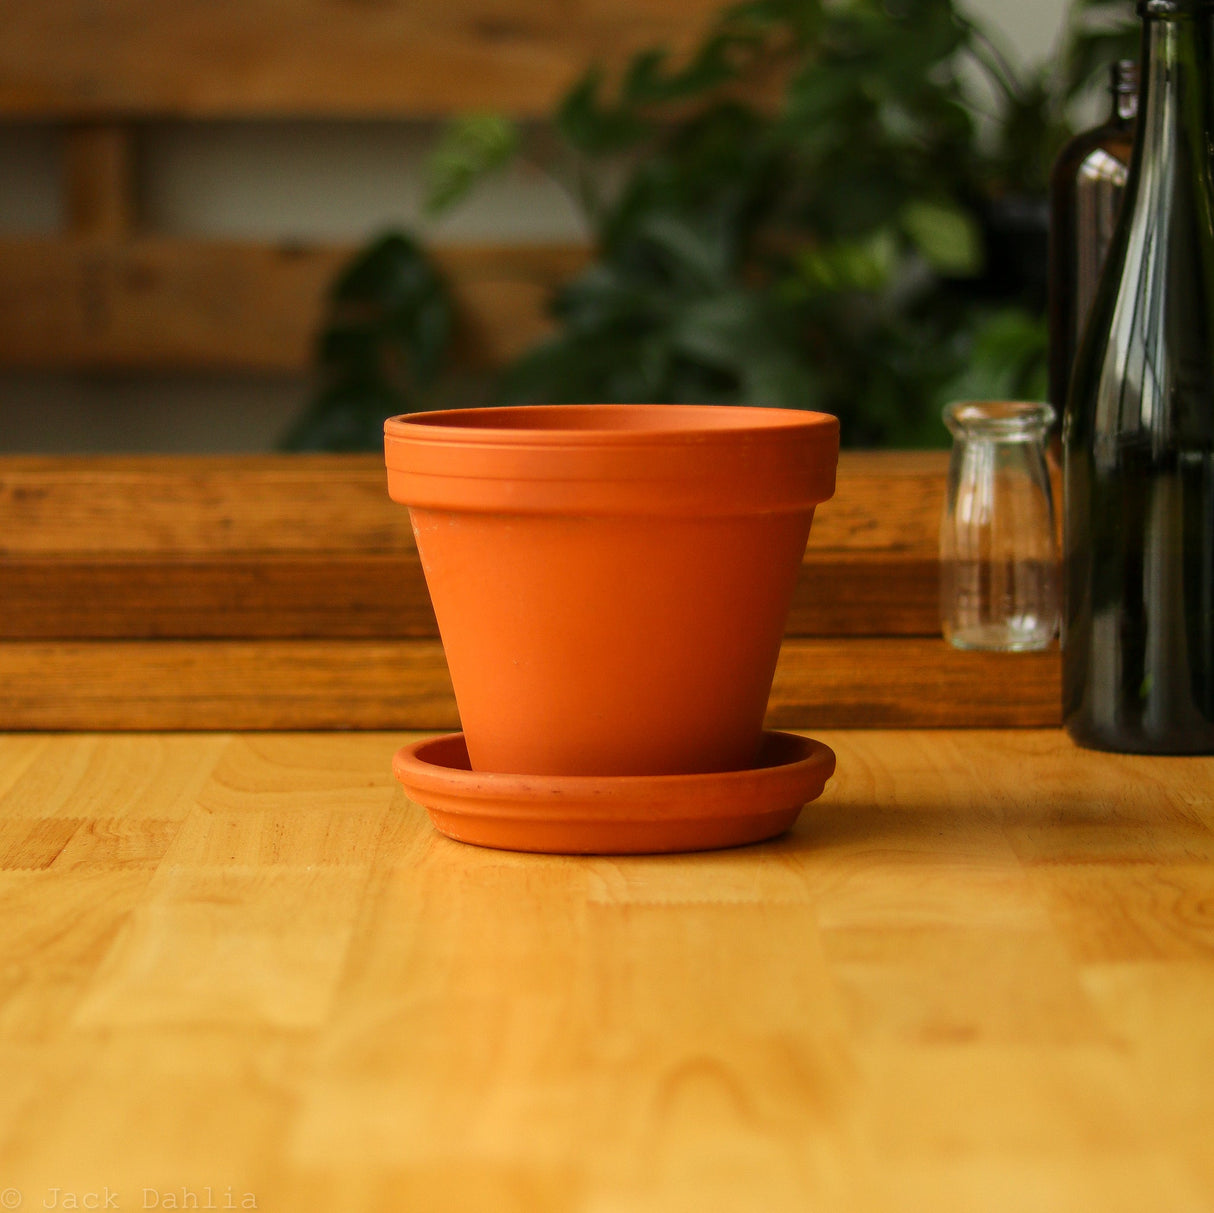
left=1062, top=0, right=1214, bottom=752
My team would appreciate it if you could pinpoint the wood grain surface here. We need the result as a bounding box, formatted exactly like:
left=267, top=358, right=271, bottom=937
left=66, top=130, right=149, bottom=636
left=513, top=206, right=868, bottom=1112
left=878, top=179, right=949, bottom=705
left=0, top=728, right=1211, bottom=1212
left=0, top=451, right=945, bottom=556
left=0, top=0, right=722, bottom=118
left=0, top=451, right=1059, bottom=729
left=0, top=0, right=709, bottom=380
left=0, top=238, right=589, bottom=371
left=0, top=638, right=1059, bottom=731
left=0, top=451, right=945, bottom=638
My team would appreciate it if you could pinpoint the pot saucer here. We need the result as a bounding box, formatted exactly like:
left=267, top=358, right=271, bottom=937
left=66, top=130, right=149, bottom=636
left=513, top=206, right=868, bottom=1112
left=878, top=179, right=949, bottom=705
left=392, top=730, right=835, bottom=854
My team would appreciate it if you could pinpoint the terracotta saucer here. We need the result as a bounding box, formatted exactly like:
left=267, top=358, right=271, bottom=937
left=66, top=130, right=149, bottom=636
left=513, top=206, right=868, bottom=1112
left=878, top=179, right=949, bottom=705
left=392, top=730, right=836, bottom=854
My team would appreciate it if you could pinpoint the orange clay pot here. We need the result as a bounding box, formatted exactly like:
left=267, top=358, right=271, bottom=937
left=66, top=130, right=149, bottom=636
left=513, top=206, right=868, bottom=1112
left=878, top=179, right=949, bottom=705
left=384, top=404, right=838, bottom=777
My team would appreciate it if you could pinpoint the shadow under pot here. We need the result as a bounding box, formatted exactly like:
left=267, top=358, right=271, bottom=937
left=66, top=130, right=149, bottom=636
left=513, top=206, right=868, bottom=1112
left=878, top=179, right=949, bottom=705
left=384, top=403, right=839, bottom=779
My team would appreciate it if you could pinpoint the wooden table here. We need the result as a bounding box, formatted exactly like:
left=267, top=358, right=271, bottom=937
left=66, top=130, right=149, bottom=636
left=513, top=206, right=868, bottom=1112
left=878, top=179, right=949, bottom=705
left=2, top=728, right=1212, bottom=1212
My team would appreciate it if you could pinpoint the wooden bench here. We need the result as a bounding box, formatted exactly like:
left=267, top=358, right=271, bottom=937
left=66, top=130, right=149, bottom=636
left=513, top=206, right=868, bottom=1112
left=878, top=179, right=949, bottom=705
left=0, top=0, right=734, bottom=375
left=0, top=451, right=1059, bottom=729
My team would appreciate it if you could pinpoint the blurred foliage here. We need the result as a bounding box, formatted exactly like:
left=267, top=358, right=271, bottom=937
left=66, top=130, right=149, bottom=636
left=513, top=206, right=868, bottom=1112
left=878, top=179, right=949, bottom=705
left=288, top=0, right=1136, bottom=450
left=281, top=232, right=454, bottom=450
left=425, top=114, right=520, bottom=215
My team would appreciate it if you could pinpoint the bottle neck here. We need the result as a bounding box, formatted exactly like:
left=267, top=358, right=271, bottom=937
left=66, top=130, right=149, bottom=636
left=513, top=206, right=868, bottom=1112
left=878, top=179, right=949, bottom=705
left=1112, top=59, right=1139, bottom=124
left=1130, top=3, right=1214, bottom=184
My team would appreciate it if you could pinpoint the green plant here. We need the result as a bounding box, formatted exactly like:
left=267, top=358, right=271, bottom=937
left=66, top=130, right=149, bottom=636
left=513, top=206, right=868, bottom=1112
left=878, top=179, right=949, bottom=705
left=288, top=0, right=1136, bottom=450
left=281, top=232, right=453, bottom=450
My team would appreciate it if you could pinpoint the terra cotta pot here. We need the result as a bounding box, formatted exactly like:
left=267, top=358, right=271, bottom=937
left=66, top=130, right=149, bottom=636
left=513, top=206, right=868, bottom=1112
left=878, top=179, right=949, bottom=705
left=384, top=404, right=838, bottom=777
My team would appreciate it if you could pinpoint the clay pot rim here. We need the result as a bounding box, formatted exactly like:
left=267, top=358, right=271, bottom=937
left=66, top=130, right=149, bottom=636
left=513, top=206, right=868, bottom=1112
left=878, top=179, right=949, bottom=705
left=385, top=403, right=839, bottom=514
left=385, top=403, right=838, bottom=450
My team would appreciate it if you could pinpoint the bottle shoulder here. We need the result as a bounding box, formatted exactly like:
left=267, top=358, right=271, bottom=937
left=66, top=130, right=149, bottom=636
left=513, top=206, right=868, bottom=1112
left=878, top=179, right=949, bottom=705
left=1051, top=124, right=1135, bottom=189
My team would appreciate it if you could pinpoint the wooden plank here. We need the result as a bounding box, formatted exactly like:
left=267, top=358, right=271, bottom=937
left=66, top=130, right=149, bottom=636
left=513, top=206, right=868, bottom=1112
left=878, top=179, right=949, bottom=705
left=0, top=0, right=722, bottom=118
left=0, top=638, right=1059, bottom=730
left=0, top=554, right=436, bottom=640
left=0, top=639, right=456, bottom=731
left=0, top=454, right=416, bottom=556
left=0, top=453, right=947, bottom=639
left=768, top=640, right=1060, bottom=730
left=790, top=551, right=938, bottom=637
left=0, top=238, right=590, bottom=372
left=64, top=124, right=137, bottom=238
left=0, top=550, right=937, bottom=639
left=0, top=451, right=944, bottom=556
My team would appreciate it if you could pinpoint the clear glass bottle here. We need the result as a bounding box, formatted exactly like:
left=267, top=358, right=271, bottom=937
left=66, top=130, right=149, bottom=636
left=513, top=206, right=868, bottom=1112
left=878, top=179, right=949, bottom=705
left=1048, top=59, right=1139, bottom=411
left=1062, top=0, right=1214, bottom=753
left=941, top=402, right=1059, bottom=652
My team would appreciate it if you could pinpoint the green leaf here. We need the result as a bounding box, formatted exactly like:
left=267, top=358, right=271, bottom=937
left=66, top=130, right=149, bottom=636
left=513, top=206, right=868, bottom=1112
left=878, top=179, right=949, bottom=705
left=936, top=307, right=1048, bottom=406
left=633, top=214, right=733, bottom=289
left=740, top=351, right=823, bottom=410
left=298, top=229, right=457, bottom=450
left=330, top=232, right=444, bottom=313
left=793, top=228, right=900, bottom=294
left=620, top=48, right=674, bottom=105
left=425, top=113, right=520, bottom=216
left=326, top=232, right=454, bottom=387
left=280, top=383, right=404, bottom=452
left=557, top=67, right=651, bottom=155
left=900, top=200, right=982, bottom=276
left=669, top=291, right=759, bottom=367
left=316, top=323, right=384, bottom=375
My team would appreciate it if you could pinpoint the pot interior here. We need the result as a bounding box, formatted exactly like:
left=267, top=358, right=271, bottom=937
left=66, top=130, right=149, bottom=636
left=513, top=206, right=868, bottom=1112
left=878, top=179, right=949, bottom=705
left=395, top=403, right=833, bottom=438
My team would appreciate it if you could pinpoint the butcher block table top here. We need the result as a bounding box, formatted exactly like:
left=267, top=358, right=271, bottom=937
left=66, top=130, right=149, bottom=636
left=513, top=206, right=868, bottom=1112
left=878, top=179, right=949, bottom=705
left=2, top=727, right=1213, bottom=1213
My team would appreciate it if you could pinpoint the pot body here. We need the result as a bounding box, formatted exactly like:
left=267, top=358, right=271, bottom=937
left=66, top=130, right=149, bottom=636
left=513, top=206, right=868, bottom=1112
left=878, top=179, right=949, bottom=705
left=385, top=404, right=839, bottom=777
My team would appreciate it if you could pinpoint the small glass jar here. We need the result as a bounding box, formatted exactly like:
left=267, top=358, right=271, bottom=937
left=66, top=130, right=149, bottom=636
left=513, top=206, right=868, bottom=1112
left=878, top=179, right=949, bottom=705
left=940, top=401, right=1059, bottom=652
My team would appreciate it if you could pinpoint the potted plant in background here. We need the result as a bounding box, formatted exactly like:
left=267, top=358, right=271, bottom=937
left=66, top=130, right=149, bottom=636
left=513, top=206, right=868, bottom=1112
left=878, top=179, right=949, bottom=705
left=283, top=0, right=1136, bottom=452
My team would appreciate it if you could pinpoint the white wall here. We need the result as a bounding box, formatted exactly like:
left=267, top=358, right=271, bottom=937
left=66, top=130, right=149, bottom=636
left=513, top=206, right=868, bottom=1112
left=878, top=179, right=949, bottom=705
left=0, top=0, right=1069, bottom=453
left=963, top=0, right=1069, bottom=68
